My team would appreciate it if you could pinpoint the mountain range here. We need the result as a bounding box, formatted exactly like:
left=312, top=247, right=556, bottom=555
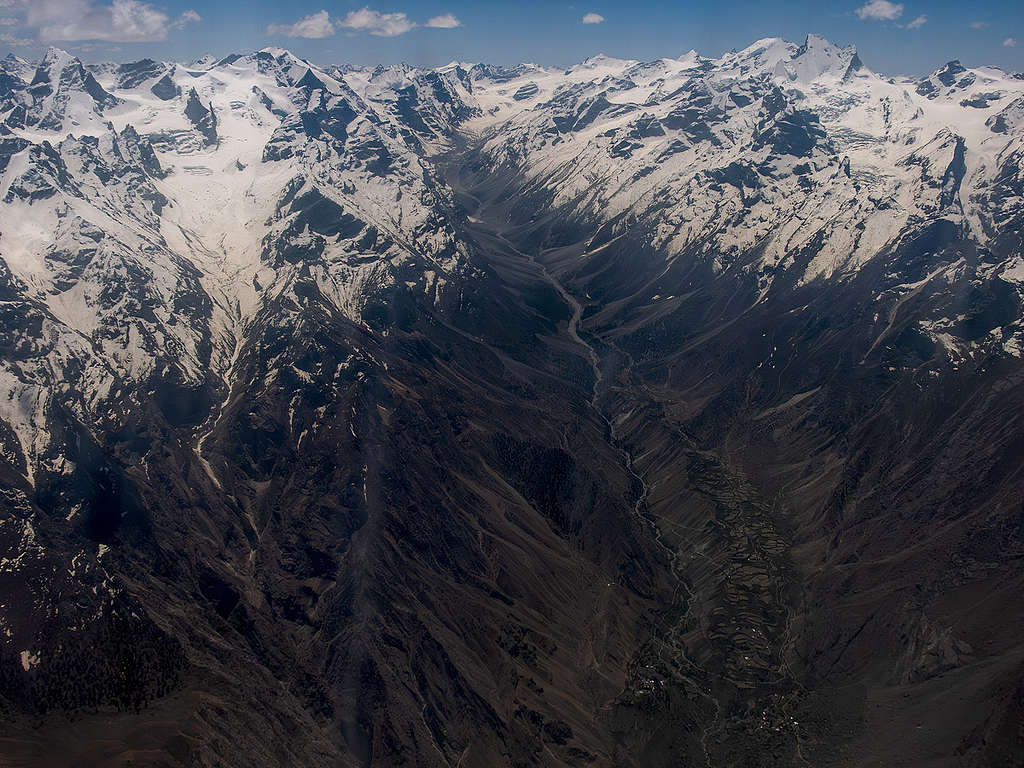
left=0, top=34, right=1023, bottom=766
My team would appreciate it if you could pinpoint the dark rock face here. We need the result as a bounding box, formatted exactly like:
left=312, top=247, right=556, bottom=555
left=116, top=58, right=165, bottom=90
left=10, top=50, right=121, bottom=131
left=936, top=60, right=968, bottom=87
left=754, top=108, right=827, bottom=156
left=184, top=87, right=218, bottom=146
left=512, top=82, right=539, bottom=100
left=150, top=72, right=180, bottom=101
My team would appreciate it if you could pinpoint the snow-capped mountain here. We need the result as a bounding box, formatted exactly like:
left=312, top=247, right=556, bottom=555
left=0, top=47, right=476, bottom=479
left=1, top=36, right=1022, bottom=767
left=468, top=35, right=1024, bottom=313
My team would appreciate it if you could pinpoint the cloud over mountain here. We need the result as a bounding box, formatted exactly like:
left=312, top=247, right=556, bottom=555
left=267, top=10, right=334, bottom=39
left=20, top=0, right=200, bottom=42
left=338, top=7, right=416, bottom=36
left=855, top=0, right=903, bottom=21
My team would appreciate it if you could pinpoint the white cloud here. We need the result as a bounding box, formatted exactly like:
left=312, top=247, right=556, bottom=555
left=267, top=10, right=334, bottom=39
left=906, top=14, right=926, bottom=29
left=20, top=0, right=197, bottom=42
left=0, top=31, right=30, bottom=45
left=0, top=16, right=19, bottom=26
left=265, top=7, right=423, bottom=39
left=338, top=7, right=415, bottom=37
left=855, top=0, right=903, bottom=21
left=0, top=0, right=14, bottom=7
left=1005, top=37, right=1018, bottom=48
left=582, top=12, right=604, bottom=24
left=970, top=21, right=989, bottom=30
left=425, top=13, right=460, bottom=29
left=172, top=9, right=200, bottom=28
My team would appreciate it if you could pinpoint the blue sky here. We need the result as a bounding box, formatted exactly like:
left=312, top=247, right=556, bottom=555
left=1, top=0, right=1021, bottom=75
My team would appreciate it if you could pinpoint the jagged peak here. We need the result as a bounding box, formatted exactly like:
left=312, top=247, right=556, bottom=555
left=796, top=33, right=853, bottom=56
left=40, top=47, right=82, bottom=71
left=1, top=53, right=33, bottom=85
left=932, top=59, right=967, bottom=79
left=723, top=35, right=865, bottom=83
left=259, top=46, right=294, bottom=59
left=212, top=49, right=310, bottom=71
left=42, top=46, right=72, bottom=60
left=366, top=62, right=417, bottom=88
left=24, top=46, right=118, bottom=111
left=31, top=47, right=91, bottom=88
left=788, top=33, right=864, bottom=82
left=189, top=54, right=217, bottom=69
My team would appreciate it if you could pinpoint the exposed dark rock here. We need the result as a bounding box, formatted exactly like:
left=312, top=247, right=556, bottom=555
left=512, top=82, right=539, bottom=100
left=116, top=58, right=164, bottom=89
left=936, top=60, right=968, bottom=87
left=184, top=87, right=218, bottom=146
left=150, top=72, right=180, bottom=101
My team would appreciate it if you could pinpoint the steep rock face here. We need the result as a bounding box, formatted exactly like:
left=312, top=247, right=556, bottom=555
left=0, top=36, right=1022, bottom=767
left=184, top=87, right=219, bottom=146
left=19, top=48, right=120, bottom=131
